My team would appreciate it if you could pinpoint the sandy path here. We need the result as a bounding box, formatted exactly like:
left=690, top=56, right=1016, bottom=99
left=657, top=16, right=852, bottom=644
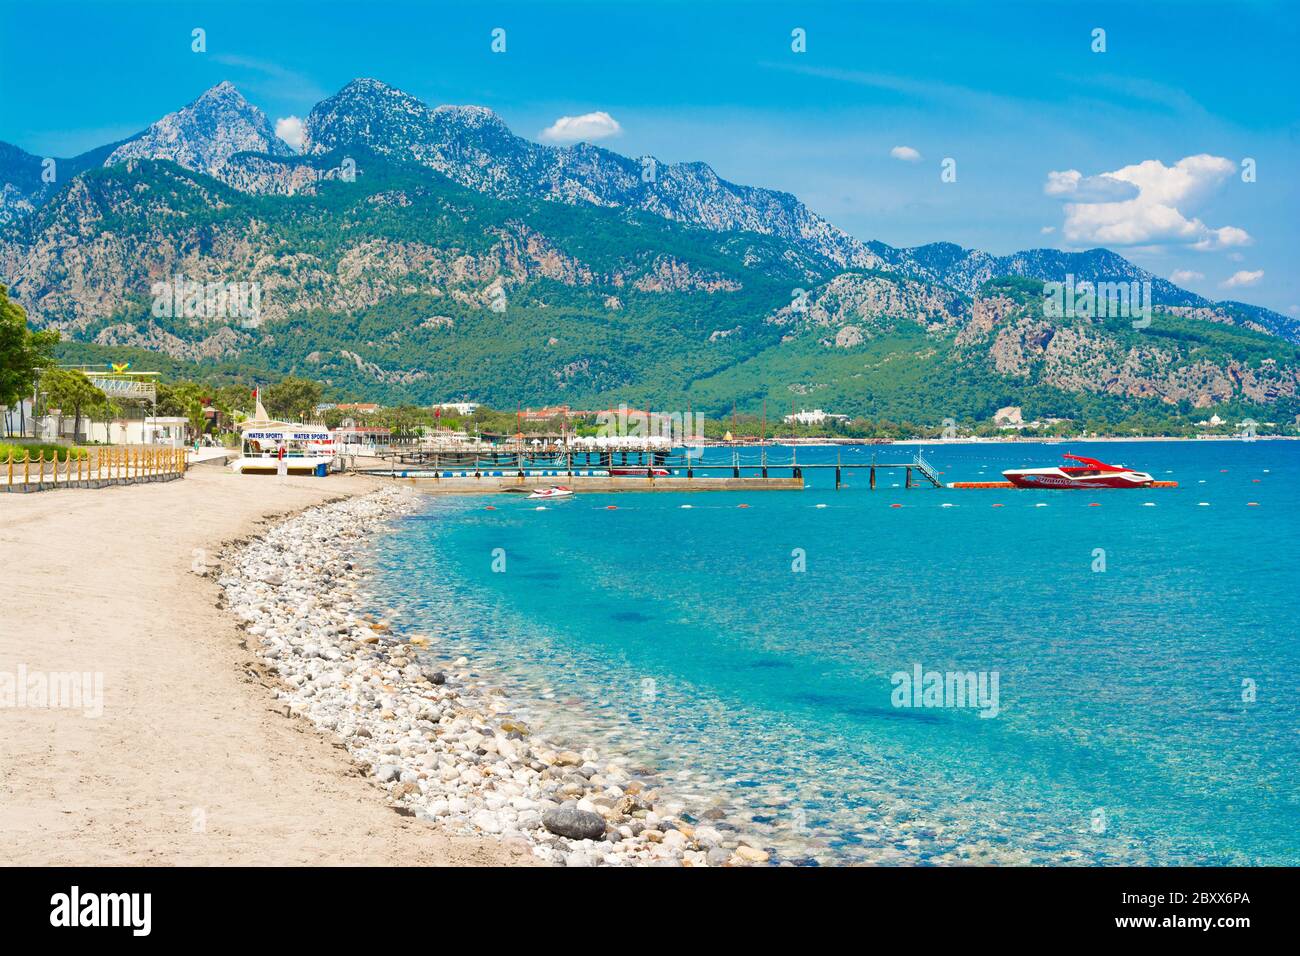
left=0, top=466, right=531, bottom=865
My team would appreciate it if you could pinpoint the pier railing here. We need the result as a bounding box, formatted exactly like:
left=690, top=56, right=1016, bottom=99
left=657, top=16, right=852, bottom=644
left=1, top=446, right=188, bottom=493
left=358, top=447, right=942, bottom=489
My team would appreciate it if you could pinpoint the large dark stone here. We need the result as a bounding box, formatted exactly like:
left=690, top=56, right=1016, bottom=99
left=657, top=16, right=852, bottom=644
left=542, top=807, right=606, bottom=841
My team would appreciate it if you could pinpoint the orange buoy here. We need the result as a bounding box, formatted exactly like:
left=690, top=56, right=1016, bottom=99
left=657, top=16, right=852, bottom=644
left=737, top=503, right=750, bottom=509
left=484, top=506, right=496, bottom=511
left=1088, top=502, right=1101, bottom=507
left=1247, top=502, right=1260, bottom=507
left=605, top=505, right=618, bottom=510
left=890, top=503, right=902, bottom=508
left=991, top=503, right=1004, bottom=508
left=1252, top=479, right=1261, bottom=483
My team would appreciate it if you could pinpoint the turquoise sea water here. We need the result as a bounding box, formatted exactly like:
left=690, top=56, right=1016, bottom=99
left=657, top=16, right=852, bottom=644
left=369, top=441, right=1298, bottom=865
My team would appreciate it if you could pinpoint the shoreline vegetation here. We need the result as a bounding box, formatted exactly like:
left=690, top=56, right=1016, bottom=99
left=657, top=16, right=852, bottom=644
left=218, top=486, right=776, bottom=866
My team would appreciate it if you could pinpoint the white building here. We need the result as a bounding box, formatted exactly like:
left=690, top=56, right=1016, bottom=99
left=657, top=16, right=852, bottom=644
left=53, top=416, right=190, bottom=447
left=333, top=425, right=392, bottom=456
left=0, top=399, right=35, bottom=438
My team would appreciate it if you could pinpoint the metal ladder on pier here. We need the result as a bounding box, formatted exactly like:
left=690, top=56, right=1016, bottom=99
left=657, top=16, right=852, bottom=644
left=911, top=452, right=942, bottom=488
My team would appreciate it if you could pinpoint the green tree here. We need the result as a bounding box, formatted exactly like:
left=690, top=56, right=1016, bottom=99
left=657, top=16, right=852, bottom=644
left=41, top=368, right=108, bottom=441
left=0, top=284, right=60, bottom=434
left=264, top=376, right=323, bottom=421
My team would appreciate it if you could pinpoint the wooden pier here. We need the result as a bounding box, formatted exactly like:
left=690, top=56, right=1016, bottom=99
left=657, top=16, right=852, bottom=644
left=354, top=449, right=943, bottom=492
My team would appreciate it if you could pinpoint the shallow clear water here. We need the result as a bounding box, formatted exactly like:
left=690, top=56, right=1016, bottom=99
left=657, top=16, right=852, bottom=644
left=369, top=441, right=1299, bottom=865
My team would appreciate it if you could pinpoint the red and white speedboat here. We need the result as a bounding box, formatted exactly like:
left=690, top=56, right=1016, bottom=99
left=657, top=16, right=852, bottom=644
left=1002, top=454, right=1154, bottom=489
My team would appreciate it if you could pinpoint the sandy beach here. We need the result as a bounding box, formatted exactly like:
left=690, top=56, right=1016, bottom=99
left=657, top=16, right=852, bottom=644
left=0, top=465, right=531, bottom=865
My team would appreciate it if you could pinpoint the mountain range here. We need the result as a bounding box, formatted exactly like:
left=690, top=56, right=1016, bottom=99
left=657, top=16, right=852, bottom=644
left=1, top=79, right=1297, bottom=424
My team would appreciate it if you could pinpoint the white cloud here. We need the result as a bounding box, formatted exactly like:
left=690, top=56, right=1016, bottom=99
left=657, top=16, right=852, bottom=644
left=539, top=111, right=622, bottom=144
left=1222, top=269, right=1263, bottom=288
left=1043, top=169, right=1138, bottom=202
left=1040, top=226, right=1055, bottom=234
left=275, top=115, right=306, bottom=150
left=1170, top=269, right=1204, bottom=284
left=890, top=145, right=922, bottom=162
left=1044, top=155, right=1250, bottom=250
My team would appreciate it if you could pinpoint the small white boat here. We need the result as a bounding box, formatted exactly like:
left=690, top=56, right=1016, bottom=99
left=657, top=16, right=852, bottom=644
left=527, top=485, right=574, bottom=500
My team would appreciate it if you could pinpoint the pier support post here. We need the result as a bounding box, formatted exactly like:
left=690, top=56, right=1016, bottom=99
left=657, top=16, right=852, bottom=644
left=835, top=466, right=841, bottom=489
left=906, top=467, right=912, bottom=489
left=869, top=466, right=876, bottom=490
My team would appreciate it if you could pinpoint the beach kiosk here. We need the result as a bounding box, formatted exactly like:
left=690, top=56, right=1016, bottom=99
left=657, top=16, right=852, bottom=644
left=229, top=397, right=335, bottom=476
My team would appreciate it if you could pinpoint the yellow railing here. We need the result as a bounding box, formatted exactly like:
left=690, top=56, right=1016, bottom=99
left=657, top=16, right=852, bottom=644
left=1, top=446, right=188, bottom=488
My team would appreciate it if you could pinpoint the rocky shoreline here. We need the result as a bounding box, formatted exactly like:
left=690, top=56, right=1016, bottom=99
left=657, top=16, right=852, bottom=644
left=215, top=486, right=775, bottom=866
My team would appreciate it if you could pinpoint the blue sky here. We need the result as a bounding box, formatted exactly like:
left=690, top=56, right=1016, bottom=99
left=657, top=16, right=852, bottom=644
left=2, top=0, right=1296, bottom=312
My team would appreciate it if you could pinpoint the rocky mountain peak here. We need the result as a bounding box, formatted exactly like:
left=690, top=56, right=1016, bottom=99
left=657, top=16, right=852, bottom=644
left=431, top=104, right=508, bottom=129
left=104, top=81, right=292, bottom=176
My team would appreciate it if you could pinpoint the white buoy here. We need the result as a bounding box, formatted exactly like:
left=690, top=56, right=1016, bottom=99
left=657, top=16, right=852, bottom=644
left=940, top=502, right=954, bottom=508
left=680, top=504, right=692, bottom=509
left=815, top=503, right=828, bottom=509
left=535, top=506, right=547, bottom=511
left=1035, top=502, right=1048, bottom=507
left=1197, top=502, right=1210, bottom=507
left=1142, top=502, right=1155, bottom=507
